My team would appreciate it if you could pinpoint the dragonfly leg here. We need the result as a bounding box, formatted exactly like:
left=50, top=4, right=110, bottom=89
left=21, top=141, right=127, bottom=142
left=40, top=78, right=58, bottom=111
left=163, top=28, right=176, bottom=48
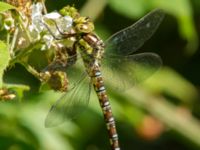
left=50, top=19, right=77, bottom=38
left=40, top=20, right=62, bottom=40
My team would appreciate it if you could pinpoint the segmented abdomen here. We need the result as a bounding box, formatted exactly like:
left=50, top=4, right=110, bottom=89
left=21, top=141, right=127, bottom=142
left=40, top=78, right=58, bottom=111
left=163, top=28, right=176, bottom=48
left=91, top=65, right=120, bottom=150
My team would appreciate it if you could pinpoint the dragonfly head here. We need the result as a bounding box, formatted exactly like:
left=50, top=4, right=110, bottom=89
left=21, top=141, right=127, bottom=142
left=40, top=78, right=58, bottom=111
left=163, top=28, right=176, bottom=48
left=74, top=16, right=94, bottom=34
left=59, top=6, right=94, bottom=34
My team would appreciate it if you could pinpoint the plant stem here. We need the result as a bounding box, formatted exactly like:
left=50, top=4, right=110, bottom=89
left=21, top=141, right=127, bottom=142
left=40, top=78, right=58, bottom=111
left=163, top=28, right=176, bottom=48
left=80, top=0, right=107, bottom=21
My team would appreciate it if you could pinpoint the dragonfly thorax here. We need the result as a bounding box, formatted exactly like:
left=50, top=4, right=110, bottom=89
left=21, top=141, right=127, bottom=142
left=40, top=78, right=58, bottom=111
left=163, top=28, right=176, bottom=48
left=78, top=33, right=104, bottom=66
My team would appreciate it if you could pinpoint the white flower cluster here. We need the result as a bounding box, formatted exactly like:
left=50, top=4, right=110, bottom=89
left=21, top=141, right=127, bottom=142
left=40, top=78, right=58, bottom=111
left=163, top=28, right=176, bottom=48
left=29, top=2, right=73, bottom=50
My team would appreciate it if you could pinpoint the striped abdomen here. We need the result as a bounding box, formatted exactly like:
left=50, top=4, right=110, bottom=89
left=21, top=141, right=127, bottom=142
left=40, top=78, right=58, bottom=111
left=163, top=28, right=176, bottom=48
left=91, top=65, right=120, bottom=150
left=78, top=32, right=120, bottom=149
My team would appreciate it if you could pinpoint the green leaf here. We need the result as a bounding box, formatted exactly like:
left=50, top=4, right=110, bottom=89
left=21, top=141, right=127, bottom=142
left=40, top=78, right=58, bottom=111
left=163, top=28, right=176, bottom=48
left=0, top=2, right=16, bottom=12
left=0, top=40, right=10, bottom=87
left=151, top=0, right=198, bottom=55
left=108, top=0, right=198, bottom=55
left=4, top=83, right=30, bottom=100
left=108, top=0, right=147, bottom=18
left=142, top=67, right=198, bottom=104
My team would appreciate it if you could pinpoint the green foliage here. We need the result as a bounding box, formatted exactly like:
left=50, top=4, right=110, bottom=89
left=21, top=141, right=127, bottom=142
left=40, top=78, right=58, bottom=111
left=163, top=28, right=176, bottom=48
left=0, top=40, right=10, bottom=87
left=5, top=83, right=30, bottom=100
left=143, top=67, right=198, bottom=103
left=0, top=2, right=16, bottom=12
left=108, top=0, right=148, bottom=18
left=0, top=93, right=75, bottom=150
left=108, top=0, right=198, bottom=55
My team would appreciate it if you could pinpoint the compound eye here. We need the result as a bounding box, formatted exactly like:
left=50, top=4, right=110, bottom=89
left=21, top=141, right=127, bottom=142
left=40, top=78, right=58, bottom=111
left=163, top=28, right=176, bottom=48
left=76, top=23, right=94, bottom=33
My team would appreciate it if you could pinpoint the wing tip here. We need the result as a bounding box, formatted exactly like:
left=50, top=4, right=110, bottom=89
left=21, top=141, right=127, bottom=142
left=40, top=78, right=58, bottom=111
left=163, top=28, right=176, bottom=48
left=44, top=118, right=54, bottom=128
left=152, top=8, right=165, bottom=20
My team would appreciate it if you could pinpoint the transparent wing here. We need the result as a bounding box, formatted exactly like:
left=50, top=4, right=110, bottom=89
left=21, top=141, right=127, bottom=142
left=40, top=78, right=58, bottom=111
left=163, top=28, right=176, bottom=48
left=45, top=54, right=91, bottom=127
left=65, top=55, right=88, bottom=90
left=102, top=53, right=162, bottom=91
left=105, top=9, right=165, bottom=55
left=45, top=75, right=92, bottom=127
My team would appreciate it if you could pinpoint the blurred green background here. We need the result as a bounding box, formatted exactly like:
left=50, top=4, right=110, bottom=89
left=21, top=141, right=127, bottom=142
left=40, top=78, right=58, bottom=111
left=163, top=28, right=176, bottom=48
left=1, top=0, right=200, bottom=150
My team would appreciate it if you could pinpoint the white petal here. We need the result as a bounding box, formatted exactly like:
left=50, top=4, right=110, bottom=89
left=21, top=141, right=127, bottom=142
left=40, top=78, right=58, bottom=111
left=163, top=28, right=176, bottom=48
left=44, top=12, right=61, bottom=19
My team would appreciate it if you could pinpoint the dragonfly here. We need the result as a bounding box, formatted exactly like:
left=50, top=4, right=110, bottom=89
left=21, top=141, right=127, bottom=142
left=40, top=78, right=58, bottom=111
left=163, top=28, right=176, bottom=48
left=42, top=6, right=165, bottom=150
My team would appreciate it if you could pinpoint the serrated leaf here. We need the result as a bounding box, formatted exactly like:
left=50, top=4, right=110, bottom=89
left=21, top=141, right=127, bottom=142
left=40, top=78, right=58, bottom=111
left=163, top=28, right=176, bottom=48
left=0, top=2, right=16, bottom=12
left=0, top=40, right=10, bottom=87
